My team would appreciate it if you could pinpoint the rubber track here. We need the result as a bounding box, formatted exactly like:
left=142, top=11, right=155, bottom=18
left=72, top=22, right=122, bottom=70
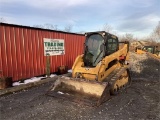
left=104, top=66, right=130, bottom=91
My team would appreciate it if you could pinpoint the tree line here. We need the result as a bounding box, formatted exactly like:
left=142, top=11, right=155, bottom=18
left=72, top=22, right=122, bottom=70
left=0, top=17, right=159, bottom=43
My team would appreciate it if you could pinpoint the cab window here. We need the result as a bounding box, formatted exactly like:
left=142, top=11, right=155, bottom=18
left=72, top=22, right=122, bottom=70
left=107, top=38, right=118, bottom=55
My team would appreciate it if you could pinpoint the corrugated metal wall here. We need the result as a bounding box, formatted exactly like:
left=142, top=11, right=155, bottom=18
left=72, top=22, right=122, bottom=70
left=0, top=23, right=85, bottom=81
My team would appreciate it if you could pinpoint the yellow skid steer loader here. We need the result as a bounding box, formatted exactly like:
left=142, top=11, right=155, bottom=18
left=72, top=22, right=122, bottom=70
left=135, top=46, right=160, bottom=59
left=47, top=31, right=131, bottom=106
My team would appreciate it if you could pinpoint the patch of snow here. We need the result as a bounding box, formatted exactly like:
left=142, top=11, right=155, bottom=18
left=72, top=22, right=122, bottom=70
left=12, top=82, right=25, bottom=86
left=24, top=77, right=42, bottom=84
left=50, top=74, right=56, bottom=78
left=12, top=76, right=46, bottom=86
left=39, top=77, right=46, bottom=79
left=12, top=74, right=56, bottom=86
left=45, top=74, right=56, bottom=78
left=68, top=69, right=72, bottom=73
left=57, top=91, right=64, bottom=94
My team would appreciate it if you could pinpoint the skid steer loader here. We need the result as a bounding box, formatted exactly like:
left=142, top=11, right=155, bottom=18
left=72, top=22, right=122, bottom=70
left=47, top=31, right=131, bottom=106
left=135, top=46, right=160, bottom=59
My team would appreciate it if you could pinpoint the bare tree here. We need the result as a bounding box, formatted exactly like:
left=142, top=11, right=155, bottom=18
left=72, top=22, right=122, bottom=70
left=125, top=33, right=134, bottom=41
left=102, top=23, right=113, bottom=32
left=155, top=21, right=160, bottom=37
left=119, top=33, right=134, bottom=42
left=150, top=21, right=160, bottom=42
left=77, top=31, right=86, bottom=34
left=44, top=24, right=59, bottom=30
left=0, top=17, right=6, bottom=22
left=33, top=23, right=59, bottom=30
left=44, top=23, right=54, bottom=29
left=53, top=25, right=58, bottom=30
left=64, top=24, right=73, bottom=32
left=33, top=24, right=44, bottom=28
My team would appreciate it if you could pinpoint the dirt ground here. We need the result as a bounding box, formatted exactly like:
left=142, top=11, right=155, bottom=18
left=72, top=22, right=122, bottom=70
left=0, top=52, right=160, bottom=120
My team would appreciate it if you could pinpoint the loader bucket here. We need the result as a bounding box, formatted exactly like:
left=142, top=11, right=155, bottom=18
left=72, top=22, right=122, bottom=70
left=46, top=76, right=111, bottom=106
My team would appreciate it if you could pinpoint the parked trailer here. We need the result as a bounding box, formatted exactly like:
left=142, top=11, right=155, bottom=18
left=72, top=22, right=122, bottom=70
left=0, top=23, right=85, bottom=81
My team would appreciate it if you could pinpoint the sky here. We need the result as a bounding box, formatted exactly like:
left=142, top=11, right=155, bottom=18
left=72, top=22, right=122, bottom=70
left=0, top=0, right=160, bottom=38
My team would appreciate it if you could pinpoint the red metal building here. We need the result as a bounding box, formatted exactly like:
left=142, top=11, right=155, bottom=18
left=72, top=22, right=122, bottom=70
left=0, top=23, right=85, bottom=81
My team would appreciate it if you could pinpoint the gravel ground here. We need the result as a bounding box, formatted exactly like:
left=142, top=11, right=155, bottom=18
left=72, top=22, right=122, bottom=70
left=0, top=52, right=160, bottom=120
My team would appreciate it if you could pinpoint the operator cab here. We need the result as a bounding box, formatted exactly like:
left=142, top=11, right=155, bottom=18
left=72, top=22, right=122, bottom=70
left=142, top=46, right=158, bottom=54
left=83, top=31, right=119, bottom=67
left=142, top=46, right=153, bottom=53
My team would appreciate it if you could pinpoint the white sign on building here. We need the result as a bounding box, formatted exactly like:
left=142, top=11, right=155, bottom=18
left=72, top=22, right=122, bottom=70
left=43, top=38, right=65, bottom=56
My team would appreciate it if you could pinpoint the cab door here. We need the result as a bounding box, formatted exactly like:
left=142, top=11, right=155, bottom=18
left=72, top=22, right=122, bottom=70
left=106, top=36, right=118, bottom=55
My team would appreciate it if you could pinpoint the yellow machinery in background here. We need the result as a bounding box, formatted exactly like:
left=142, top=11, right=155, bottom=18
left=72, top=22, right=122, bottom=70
left=47, top=31, right=131, bottom=106
left=135, top=46, right=160, bottom=59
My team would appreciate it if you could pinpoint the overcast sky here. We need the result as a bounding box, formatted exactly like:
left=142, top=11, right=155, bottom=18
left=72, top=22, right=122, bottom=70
left=0, top=0, right=160, bottom=38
